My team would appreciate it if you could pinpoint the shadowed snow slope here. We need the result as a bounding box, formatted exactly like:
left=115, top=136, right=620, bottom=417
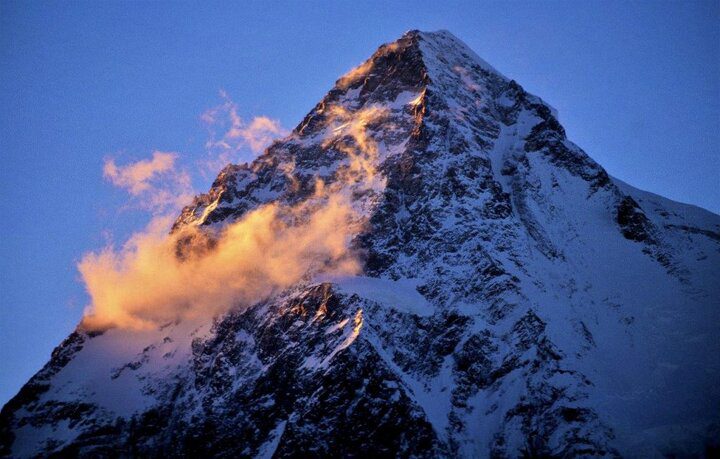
left=2, top=30, right=719, bottom=458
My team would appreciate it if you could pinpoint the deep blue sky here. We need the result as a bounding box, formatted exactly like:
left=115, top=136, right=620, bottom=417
left=1, top=1, right=718, bottom=405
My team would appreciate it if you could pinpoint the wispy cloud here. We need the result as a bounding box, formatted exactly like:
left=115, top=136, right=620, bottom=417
left=201, top=90, right=288, bottom=172
left=103, top=151, right=193, bottom=214
left=103, top=151, right=176, bottom=195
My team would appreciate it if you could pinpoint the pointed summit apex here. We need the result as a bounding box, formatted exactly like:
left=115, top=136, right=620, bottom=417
left=400, top=28, right=455, bottom=41
left=326, top=29, right=509, bottom=108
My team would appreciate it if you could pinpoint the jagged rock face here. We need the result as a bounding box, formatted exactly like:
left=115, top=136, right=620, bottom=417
left=3, top=30, right=720, bottom=458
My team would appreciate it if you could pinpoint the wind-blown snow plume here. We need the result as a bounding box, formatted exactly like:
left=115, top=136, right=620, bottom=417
left=79, top=102, right=388, bottom=331
left=79, top=186, right=360, bottom=330
left=322, top=105, right=389, bottom=190
left=336, top=42, right=399, bottom=89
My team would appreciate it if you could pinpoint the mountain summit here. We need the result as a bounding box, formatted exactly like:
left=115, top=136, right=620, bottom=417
left=2, top=30, right=719, bottom=458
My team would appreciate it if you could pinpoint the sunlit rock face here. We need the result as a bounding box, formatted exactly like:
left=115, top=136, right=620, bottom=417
left=2, top=30, right=720, bottom=458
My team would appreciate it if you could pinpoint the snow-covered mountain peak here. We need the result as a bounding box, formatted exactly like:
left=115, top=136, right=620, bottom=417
left=3, top=30, right=719, bottom=458
left=287, top=29, right=512, bottom=144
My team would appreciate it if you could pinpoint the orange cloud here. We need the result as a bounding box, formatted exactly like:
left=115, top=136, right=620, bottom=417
left=79, top=187, right=360, bottom=330
left=104, top=151, right=177, bottom=195
left=103, top=151, right=193, bottom=213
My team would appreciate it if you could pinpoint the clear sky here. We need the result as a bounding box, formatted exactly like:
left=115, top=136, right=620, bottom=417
left=1, top=0, right=718, bottom=405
